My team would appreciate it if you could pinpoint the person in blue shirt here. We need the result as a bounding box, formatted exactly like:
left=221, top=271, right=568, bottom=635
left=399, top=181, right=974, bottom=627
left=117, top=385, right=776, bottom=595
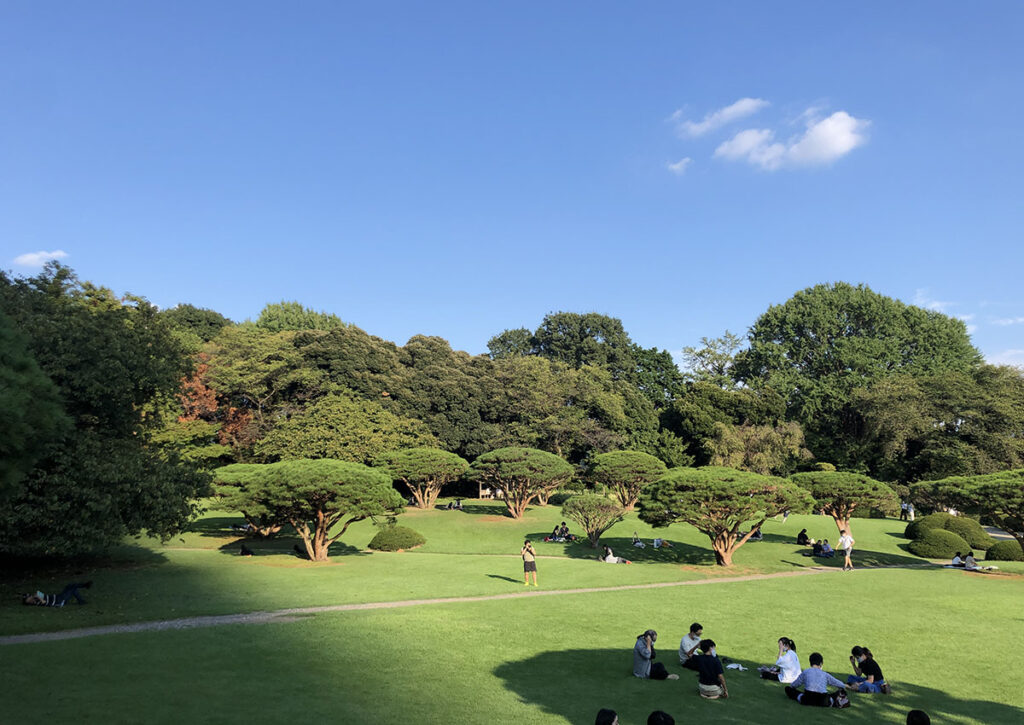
left=784, top=652, right=849, bottom=708
left=21, top=581, right=92, bottom=607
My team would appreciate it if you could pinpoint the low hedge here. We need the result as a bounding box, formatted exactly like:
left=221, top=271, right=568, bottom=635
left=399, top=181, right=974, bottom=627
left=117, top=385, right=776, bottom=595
left=368, top=525, right=426, bottom=552
left=908, top=528, right=970, bottom=559
left=943, top=516, right=995, bottom=550
left=986, top=540, right=1024, bottom=562
left=904, top=512, right=954, bottom=540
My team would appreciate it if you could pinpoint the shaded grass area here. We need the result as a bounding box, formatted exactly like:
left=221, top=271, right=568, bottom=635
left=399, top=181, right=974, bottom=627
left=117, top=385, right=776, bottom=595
left=2, top=569, right=1022, bottom=724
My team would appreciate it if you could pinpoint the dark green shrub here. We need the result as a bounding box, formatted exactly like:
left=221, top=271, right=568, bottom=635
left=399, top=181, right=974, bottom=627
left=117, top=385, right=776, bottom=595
left=908, top=529, right=970, bottom=559
left=986, top=540, right=1024, bottom=562
left=943, top=517, right=995, bottom=550
left=905, top=512, right=954, bottom=540
left=368, top=525, right=426, bottom=552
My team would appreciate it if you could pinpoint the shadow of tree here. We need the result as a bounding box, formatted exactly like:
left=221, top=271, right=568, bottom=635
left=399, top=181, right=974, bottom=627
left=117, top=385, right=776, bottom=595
left=494, top=648, right=1024, bottom=725
left=214, top=536, right=369, bottom=558
left=530, top=535, right=716, bottom=566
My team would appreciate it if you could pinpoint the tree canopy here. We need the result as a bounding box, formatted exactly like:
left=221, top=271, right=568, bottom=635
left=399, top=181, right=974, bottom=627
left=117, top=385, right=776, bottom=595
left=561, top=495, right=625, bottom=548
left=639, top=466, right=813, bottom=566
left=375, top=447, right=470, bottom=509
left=912, top=470, right=1024, bottom=555
left=256, top=301, right=350, bottom=332
left=789, top=470, right=897, bottom=535
left=587, top=450, right=668, bottom=510
left=468, top=447, right=575, bottom=518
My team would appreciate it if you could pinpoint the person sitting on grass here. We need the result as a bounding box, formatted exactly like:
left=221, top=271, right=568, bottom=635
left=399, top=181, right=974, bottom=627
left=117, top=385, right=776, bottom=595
left=785, top=652, right=849, bottom=708
left=594, top=708, right=618, bottom=725
left=759, top=637, right=801, bottom=683
left=557, top=522, right=576, bottom=541
left=748, top=526, right=763, bottom=541
left=964, top=553, right=980, bottom=570
left=548, top=525, right=565, bottom=542
left=693, top=639, right=729, bottom=699
left=818, top=540, right=835, bottom=558
left=652, top=537, right=673, bottom=548
left=633, top=630, right=679, bottom=680
left=632, top=531, right=646, bottom=549
left=846, top=646, right=890, bottom=694
left=21, top=581, right=92, bottom=607
left=679, top=622, right=703, bottom=670
left=601, top=545, right=630, bottom=564
left=951, top=552, right=965, bottom=567
left=796, top=529, right=810, bottom=546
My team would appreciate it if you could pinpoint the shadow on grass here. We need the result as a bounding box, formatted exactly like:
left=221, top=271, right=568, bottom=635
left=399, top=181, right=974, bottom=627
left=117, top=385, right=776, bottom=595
left=789, top=546, right=926, bottom=569
left=214, top=536, right=370, bottom=558
left=531, top=535, right=716, bottom=566
left=495, top=648, right=1024, bottom=725
left=183, top=515, right=246, bottom=538
left=0, top=544, right=169, bottom=586
left=487, top=574, right=523, bottom=584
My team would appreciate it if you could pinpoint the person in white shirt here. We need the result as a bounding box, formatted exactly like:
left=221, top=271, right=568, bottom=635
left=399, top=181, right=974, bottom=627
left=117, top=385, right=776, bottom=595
left=951, top=552, right=964, bottom=567
left=679, top=622, right=703, bottom=670
left=838, top=530, right=855, bottom=571
left=759, top=637, right=801, bottom=683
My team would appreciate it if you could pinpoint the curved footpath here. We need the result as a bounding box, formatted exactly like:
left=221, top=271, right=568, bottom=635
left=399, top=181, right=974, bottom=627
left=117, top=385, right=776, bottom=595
left=2, top=567, right=846, bottom=646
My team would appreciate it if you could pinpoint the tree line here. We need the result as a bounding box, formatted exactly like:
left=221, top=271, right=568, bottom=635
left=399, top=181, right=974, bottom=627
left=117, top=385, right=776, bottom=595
left=2, top=264, right=1022, bottom=559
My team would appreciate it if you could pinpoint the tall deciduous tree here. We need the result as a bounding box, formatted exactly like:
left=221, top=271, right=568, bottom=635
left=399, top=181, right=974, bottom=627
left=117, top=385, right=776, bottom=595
left=255, top=392, right=437, bottom=464
left=631, top=344, right=686, bottom=409
left=735, top=282, right=982, bottom=466
left=680, top=331, right=744, bottom=390
left=588, top=450, right=668, bottom=510
left=468, top=447, right=575, bottom=518
left=704, top=421, right=812, bottom=476
left=532, top=312, right=636, bottom=379
left=375, top=448, right=470, bottom=509
left=215, top=459, right=403, bottom=561
left=789, top=471, right=897, bottom=536
left=256, top=301, right=350, bottom=332
left=562, top=495, right=625, bottom=548
left=487, top=327, right=534, bottom=360
left=639, top=467, right=813, bottom=566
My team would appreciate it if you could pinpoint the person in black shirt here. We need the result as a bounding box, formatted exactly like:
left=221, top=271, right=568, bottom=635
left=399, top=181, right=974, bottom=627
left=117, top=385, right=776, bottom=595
left=846, top=645, right=890, bottom=694
left=693, top=639, right=729, bottom=699
left=796, top=529, right=810, bottom=545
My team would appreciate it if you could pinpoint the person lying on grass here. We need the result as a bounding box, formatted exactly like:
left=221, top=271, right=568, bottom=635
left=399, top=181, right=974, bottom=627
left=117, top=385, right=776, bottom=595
left=846, top=646, right=890, bottom=694
left=633, top=630, right=679, bottom=680
left=21, top=581, right=92, bottom=607
left=784, top=652, right=849, bottom=708
left=601, top=545, right=630, bottom=564
left=759, top=637, right=801, bottom=683
left=693, top=639, right=729, bottom=699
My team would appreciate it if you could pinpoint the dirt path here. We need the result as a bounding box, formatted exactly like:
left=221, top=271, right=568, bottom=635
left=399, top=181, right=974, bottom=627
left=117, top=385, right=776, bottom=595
left=1, top=567, right=841, bottom=646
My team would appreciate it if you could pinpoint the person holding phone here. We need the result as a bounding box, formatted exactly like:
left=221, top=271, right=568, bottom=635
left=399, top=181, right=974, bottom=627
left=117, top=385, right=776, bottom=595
left=521, top=540, right=538, bottom=586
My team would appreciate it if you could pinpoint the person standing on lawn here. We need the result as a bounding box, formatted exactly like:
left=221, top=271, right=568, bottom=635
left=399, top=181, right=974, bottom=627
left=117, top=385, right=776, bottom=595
left=521, top=539, right=538, bottom=586
left=838, top=529, right=855, bottom=571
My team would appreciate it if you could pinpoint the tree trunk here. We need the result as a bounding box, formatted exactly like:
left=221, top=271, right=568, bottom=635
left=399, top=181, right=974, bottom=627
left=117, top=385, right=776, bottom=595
left=712, top=531, right=736, bottom=566
left=713, top=543, right=733, bottom=566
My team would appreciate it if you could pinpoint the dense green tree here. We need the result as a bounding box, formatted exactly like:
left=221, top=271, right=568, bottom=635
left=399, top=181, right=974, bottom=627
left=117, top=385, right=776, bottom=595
left=680, top=331, right=744, bottom=390
left=912, top=470, right=1024, bottom=556
left=214, top=459, right=403, bottom=561
left=532, top=312, right=636, bottom=379
left=212, top=463, right=284, bottom=537
left=159, top=304, right=232, bottom=342
left=256, top=301, right=350, bottom=332
left=588, top=450, right=668, bottom=510
left=468, top=447, right=575, bottom=518
left=375, top=447, right=470, bottom=509
left=487, top=327, right=534, bottom=359
left=630, top=344, right=686, bottom=409
left=639, top=467, right=813, bottom=566
left=735, top=283, right=982, bottom=467
left=255, top=392, right=437, bottom=464
left=704, top=421, right=812, bottom=476
left=561, top=495, right=625, bottom=548
left=789, top=471, right=898, bottom=536
left=852, top=366, right=1024, bottom=481
left=0, top=311, right=70, bottom=499
left=0, top=265, right=208, bottom=555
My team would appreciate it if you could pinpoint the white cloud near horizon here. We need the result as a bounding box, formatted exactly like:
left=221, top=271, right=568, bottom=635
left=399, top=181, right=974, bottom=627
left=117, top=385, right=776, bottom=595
left=672, top=98, right=769, bottom=138
left=666, top=157, right=692, bottom=175
left=913, top=289, right=954, bottom=313
left=987, top=349, right=1024, bottom=367
left=714, top=110, right=869, bottom=171
left=993, top=316, right=1024, bottom=326
left=12, top=250, right=68, bottom=267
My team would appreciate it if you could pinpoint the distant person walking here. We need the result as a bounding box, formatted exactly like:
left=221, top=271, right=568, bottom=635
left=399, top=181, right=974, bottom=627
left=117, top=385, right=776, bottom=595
left=900, top=501, right=909, bottom=521
left=521, top=540, right=538, bottom=586
left=838, top=530, right=855, bottom=571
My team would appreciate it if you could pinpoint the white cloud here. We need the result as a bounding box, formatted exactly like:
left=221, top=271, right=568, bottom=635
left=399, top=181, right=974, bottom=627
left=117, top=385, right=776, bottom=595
left=673, top=98, right=769, bottom=138
left=993, top=317, right=1024, bottom=326
left=913, top=289, right=954, bottom=313
left=666, top=157, right=692, bottom=175
left=714, top=110, right=869, bottom=171
left=12, top=250, right=68, bottom=267
left=987, top=349, right=1024, bottom=367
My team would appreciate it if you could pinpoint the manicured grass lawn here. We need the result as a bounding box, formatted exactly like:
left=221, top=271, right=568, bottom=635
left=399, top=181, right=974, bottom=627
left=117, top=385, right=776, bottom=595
left=2, top=501, right=1023, bottom=723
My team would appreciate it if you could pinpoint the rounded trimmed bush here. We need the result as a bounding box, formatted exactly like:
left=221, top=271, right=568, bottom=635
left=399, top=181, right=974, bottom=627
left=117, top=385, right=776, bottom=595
left=908, top=528, right=970, bottom=559
left=368, top=525, right=426, bottom=552
left=905, top=512, right=954, bottom=540
left=986, top=540, right=1024, bottom=562
left=943, top=516, right=995, bottom=551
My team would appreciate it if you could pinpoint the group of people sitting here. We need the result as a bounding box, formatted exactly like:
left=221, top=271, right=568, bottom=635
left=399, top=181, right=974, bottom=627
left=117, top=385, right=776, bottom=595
left=631, top=621, right=895, bottom=710
left=443, top=498, right=464, bottom=510
left=947, top=551, right=998, bottom=571
left=544, top=521, right=577, bottom=542
left=796, top=528, right=836, bottom=558
left=630, top=532, right=673, bottom=549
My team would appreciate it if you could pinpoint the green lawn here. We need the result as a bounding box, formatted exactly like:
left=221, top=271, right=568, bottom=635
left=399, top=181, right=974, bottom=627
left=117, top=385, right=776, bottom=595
left=2, top=501, right=1023, bottom=723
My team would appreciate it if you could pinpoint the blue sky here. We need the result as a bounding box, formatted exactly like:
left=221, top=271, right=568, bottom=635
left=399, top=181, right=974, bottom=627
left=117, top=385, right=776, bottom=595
left=2, top=2, right=1022, bottom=365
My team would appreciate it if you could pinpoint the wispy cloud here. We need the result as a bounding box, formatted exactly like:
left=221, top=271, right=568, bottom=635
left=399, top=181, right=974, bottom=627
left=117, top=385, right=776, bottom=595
left=12, top=250, right=68, bottom=267
left=956, top=314, right=977, bottom=334
left=987, top=349, right=1024, bottom=367
left=913, top=289, right=954, bottom=313
left=672, top=98, right=769, bottom=138
left=666, top=157, right=692, bottom=175
left=714, top=110, right=869, bottom=171
left=993, top=317, right=1024, bottom=326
